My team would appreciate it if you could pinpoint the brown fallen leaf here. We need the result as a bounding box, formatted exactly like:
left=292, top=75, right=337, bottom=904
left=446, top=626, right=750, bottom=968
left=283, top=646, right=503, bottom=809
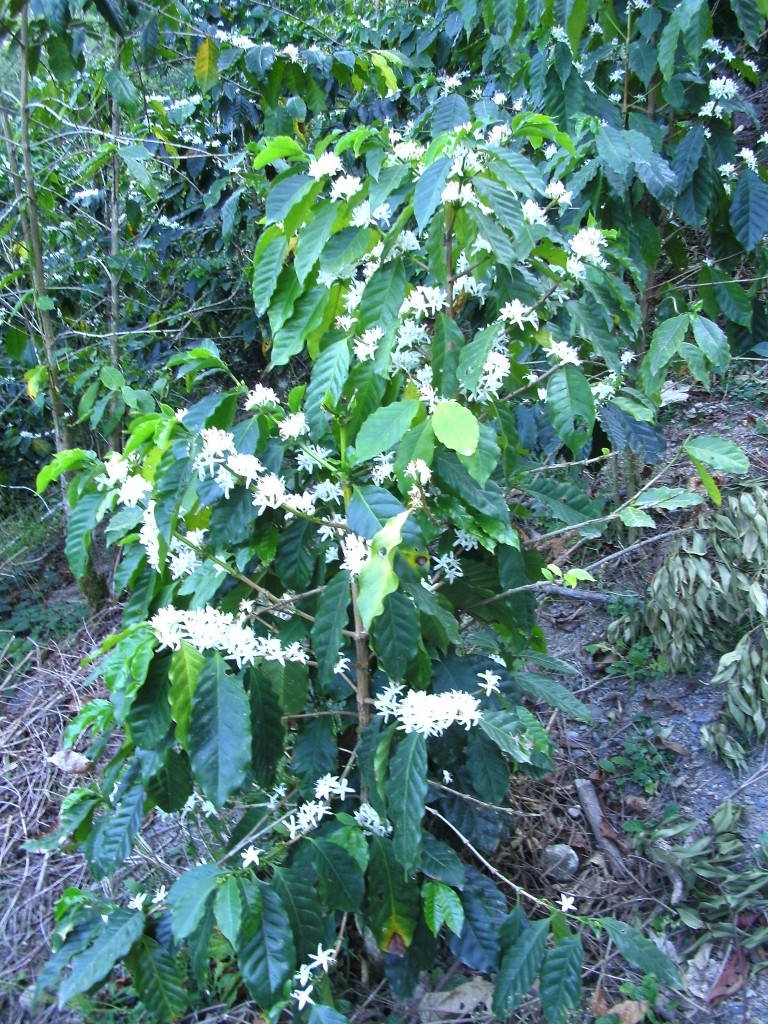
left=659, top=736, right=692, bottom=757
left=625, top=794, right=651, bottom=814
left=706, top=945, right=749, bottom=1003
left=47, top=750, right=91, bottom=774
left=589, top=986, right=611, bottom=1016
left=605, top=999, right=649, bottom=1024
left=419, top=977, right=493, bottom=1018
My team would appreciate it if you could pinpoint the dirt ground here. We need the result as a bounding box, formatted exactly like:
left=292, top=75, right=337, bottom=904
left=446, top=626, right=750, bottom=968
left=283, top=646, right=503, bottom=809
left=2, top=360, right=767, bottom=1024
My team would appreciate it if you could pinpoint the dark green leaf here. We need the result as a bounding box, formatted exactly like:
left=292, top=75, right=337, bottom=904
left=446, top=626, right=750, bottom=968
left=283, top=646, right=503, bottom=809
left=599, top=918, right=680, bottom=986
left=540, top=935, right=583, bottom=1024
left=130, top=937, right=188, bottom=1022
left=731, top=0, right=764, bottom=46
left=43, top=0, right=69, bottom=33
left=431, top=93, right=471, bottom=133
left=294, top=204, right=337, bottom=285
left=272, top=866, right=326, bottom=960
left=356, top=259, right=407, bottom=337
left=512, top=673, right=593, bottom=723
left=188, top=654, right=251, bottom=808
left=249, top=671, right=285, bottom=788
left=371, top=590, right=419, bottom=681
left=414, top=157, right=451, bottom=231
left=492, top=919, right=549, bottom=1016
left=65, top=490, right=102, bottom=579
left=105, top=69, right=141, bottom=115
left=730, top=170, right=768, bottom=253
left=647, top=314, right=689, bottom=375
left=167, top=864, right=222, bottom=941
left=389, top=732, right=428, bottom=875
left=310, top=838, right=364, bottom=912
left=169, top=641, right=204, bottom=749
left=311, top=570, right=351, bottom=686
left=214, top=876, right=242, bottom=947
left=237, top=880, right=295, bottom=1004
left=421, top=833, right=466, bottom=889
left=449, top=868, right=507, bottom=972
left=86, top=782, right=145, bottom=878
left=467, top=729, right=511, bottom=804
left=265, top=172, right=313, bottom=226
left=271, top=285, right=328, bottom=366
left=58, top=909, right=144, bottom=1007
left=252, top=230, right=288, bottom=315
left=546, top=366, right=595, bottom=455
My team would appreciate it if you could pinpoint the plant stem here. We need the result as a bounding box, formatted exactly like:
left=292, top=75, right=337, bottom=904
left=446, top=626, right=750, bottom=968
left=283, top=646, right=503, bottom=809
left=108, top=37, right=123, bottom=452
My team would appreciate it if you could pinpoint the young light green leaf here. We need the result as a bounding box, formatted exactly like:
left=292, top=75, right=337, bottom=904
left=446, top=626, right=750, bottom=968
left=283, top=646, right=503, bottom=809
left=432, top=400, right=479, bottom=457
left=352, top=401, right=420, bottom=465
left=356, top=511, right=409, bottom=629
left=683, top=436, right=749, bottom=475
left=423, top=880, right=465, bottom=936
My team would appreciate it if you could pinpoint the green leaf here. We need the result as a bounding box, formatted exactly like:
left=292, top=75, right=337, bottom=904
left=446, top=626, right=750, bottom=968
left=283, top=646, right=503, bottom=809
left=105, top=68, right=141, bottom=115
left=37, top=448, right=96, bottom=493
left=432, top=400, right=479, bottom=457
left=432, top=314, right=464, bottom=394
left=214, top=876, right=243, bottom=947
left=266, top=172, right=314, bottom=226
left=271, top=285, right=328, bottom=366
left=309, top=1006, right=351, bottom=1024
left=647, top=314, right=690, bottom=375
left=458, top=421, right=500, bottom=486
left=194, top=38, right=219, bottom=93
left=249, top=671, right=285, bottom=788
left=431, top=93, right=471, bottom=133
left=512, top=673, right=593, bottom=723
left=691, top=317, right=730, bottom=370
left=731, top=0, right=764, bottom=46
left=65, top=490, right=102, bottom=579
left=479, top=710, right=539, bottom=764
left=357, top=511, right=409, bottom=629
left=272, top=866, right=327, bottom=959
left=169, top=641, right=204, bottom=749
left=58, top=909, right=144, bottom=1007
left=188, top=654, right=251, bottom=808
left=467, top=729, right=510, bottom=804
left=352, top=401, right=420, bottom=465
left=252, top=136, right=309, bottom=169
left=311, top=570, right=351, bottom=686
left=657, top=6, right=682, bottom=82
left=683, top=436, right=749, bottom=474
left=366, top=836, right=420, bottom=953
left=547, top=366, right=595, bottom=455
left=237, top=880, right=295, bottom=1004
left=99, top=365, right=125, bottom=390
left=305, top=339, right=350, bottom=436
left=252, top=229, right=288, bottom=315
left=730, top=170, right=768, bottom=254
left=492, top=919, right=549, bottom=1017
left=86, top=782, right=145, bottom=878
left=371, top=590, right=420, bottom=681
left=291, top=717, right=336, bottom=795
left=322, top=227, right=375, bottom=277
left=147, top=748, right=193, bottom=813
left=449, top=869, right=506, bottom=972
left=42, top=0, right=69, bottom=33
left=672, top=124, right=706, bottom=191
left=687, top=454, right=722, bottom=506
left=421, top=833, right=466, bottom=889
left=389, top=732, right=428, bottom=874
left=599, top=918, right=680, bottom=986
left=636, top=487, right=704, bottom=510
left=294, top=204, right=337, bottom=286
left=356, top=259, right=407, bottom=337
left=618, top=505, right=657, bottom=528
left=413, top=157, right=451, bottom=231
left=167, top=864, right=223, bottom=941
left=423, top=881, right=465, bottom=937
left=130, top=937, right=188, bottom=1022
left=310, top=838, right=365, bottom=912
left=539, top=934, right=583, bottom=1024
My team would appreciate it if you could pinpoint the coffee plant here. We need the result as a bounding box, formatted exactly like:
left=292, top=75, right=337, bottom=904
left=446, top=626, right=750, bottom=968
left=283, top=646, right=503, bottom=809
left=2, top=0, right=764, bottom=1018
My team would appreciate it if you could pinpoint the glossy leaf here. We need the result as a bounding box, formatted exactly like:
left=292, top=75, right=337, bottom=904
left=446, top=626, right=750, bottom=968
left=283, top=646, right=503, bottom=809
left=730, top=170, right=768, bottom=254
left=539, top=935, right=583, bottom=1024
left=311, top=570, right=351, bottom=686
left=58, top=909, right=144, bottom=1007
left=647, top=314, right=690, bottom=375
left=352, top=401, right=420, bottom=465
left=237, top=880, right=296, bottom=1004
left=188, top=654, right=251, bottom=808
left=169, top=641, right=204, bottom=749
left=366, top=836, right=420, bottom=953
left=168, top=863, right=223, bottom=941
left=371, top=589, right=419, bottom=681
left=492, top=918, right=549, bottom=1017
left=547, top=366, right=595, bottom=455
left=389, top=732, right=428, bottom=874
left=683, top=436, right=749, bottom=474
left=432, top=400, right=479, bottom=457
left=130, top=937, right=188, bottom=1022
left=423, top=881, right=465, bottom=936
left=599, top=918, right=680, bottom=986
left=310, top=838, right=365, bottom=912
left=413, top=157, right=451, bottom=231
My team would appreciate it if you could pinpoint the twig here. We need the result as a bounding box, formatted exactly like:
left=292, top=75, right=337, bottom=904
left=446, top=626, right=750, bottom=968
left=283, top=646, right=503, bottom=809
left=574, top=778, right=630, bottom=879
left=426, top=806, right=551, bottom=910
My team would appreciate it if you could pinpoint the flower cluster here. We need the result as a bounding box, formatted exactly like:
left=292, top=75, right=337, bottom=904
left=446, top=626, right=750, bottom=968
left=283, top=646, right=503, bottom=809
left=150, top=605, right=309, bottom=669
left=373, top=682, right=482, bottom=736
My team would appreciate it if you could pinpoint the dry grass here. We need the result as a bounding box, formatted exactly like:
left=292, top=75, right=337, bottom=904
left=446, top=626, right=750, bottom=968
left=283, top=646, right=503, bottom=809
left=0, top=608, right=120, bottom=1024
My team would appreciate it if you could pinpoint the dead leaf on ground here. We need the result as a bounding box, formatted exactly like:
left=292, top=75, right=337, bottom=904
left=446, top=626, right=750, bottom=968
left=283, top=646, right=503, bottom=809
left=589, top=987, right=611, bottom=1016
left=659, top=736, right=692, bottom=757
left=418, top=977, right=493, bottom=1018
left=625, top=794, right=651, bottom=814
left=706, top=945, right=749, bottom=1003
left=604, top=999, right=649, bottom=1023
left=47, top=750, right=91, bottom=774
